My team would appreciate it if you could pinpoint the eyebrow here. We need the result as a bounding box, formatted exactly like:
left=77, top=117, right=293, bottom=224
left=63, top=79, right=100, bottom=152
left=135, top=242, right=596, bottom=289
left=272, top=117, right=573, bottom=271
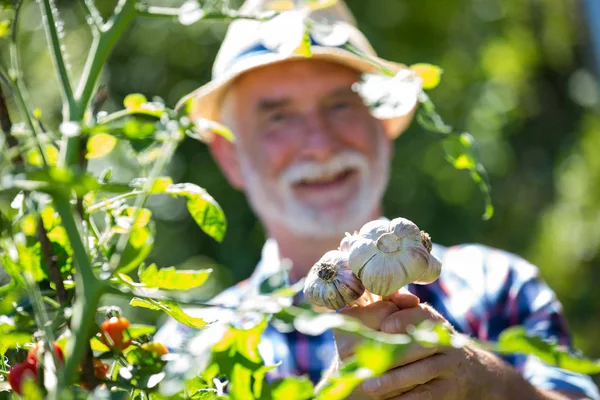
left=255, top=86, right=359, bottom=113
left=257, top=98, right=291, bottom=113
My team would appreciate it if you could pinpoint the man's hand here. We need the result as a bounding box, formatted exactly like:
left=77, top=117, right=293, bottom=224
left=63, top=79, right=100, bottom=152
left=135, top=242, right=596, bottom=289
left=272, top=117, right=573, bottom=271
left=333, top=292, right=587, bottom=400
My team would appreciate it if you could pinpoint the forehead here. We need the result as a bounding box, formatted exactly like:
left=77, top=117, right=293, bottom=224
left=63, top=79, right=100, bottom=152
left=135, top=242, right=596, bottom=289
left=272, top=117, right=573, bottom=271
left=228, top=59, right=362, bottom=102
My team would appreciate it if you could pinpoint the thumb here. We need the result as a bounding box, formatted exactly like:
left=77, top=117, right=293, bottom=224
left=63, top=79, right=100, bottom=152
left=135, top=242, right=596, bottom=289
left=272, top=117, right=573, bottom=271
left=387, top=289, right=420, bottom=310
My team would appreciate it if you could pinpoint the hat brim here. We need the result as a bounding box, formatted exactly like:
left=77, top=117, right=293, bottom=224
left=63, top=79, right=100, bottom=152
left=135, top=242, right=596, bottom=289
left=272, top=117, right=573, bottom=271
left=176, top=46, right=416, bottom=141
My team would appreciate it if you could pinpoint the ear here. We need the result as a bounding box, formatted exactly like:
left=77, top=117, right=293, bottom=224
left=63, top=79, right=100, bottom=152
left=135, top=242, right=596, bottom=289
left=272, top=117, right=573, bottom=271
left=207, top=134, right=245, bottom=190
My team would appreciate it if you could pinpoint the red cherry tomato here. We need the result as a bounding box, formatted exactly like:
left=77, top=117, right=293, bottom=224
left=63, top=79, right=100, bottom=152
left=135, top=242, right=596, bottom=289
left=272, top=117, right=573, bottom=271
left=27, top=341, right=65, bottom=366
left=93, top=359, right=110, bottom=379
left=99, top=316, right=132, bottom=351
left=8, top=361, right=37, bottom=395
left=141, top=342, right=169, bottom=357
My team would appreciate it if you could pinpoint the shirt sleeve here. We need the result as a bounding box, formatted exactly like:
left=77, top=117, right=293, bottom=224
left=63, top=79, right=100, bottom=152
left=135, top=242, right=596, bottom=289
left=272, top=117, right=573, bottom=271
left=506, top=263, right=600, bottom=399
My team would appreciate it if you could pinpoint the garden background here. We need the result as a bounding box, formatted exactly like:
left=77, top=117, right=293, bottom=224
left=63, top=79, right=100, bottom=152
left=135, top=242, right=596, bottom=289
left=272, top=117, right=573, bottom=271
left=2, top=0, right=600, bottom=388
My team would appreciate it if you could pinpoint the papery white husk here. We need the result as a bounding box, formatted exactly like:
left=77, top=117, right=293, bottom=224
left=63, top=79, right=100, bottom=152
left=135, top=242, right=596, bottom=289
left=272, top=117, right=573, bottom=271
left=303, top=250, right=366, bottom=310
left=347, top=217, right=440, bottom=296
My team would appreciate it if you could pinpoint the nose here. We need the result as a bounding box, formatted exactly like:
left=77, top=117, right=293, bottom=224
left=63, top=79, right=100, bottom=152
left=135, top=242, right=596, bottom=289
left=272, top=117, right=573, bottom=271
left=299, top=112, right=339, bottom=161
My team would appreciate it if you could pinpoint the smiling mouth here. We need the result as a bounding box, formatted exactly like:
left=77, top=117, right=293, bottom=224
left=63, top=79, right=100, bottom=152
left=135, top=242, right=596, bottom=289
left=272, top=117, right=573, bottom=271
left=294, top=168, right=358, bottom=190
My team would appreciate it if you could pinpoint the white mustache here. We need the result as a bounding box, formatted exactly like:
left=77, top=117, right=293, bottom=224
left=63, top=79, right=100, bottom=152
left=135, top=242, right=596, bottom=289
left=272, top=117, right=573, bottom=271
left=279, top=150, right=369, bottom=186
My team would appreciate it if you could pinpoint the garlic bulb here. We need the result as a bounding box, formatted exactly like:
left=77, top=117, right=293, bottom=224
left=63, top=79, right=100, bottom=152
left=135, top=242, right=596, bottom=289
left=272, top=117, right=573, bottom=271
left=303, top=250, right=366, bottom=310
left=346, top=217, right=441, bottom=296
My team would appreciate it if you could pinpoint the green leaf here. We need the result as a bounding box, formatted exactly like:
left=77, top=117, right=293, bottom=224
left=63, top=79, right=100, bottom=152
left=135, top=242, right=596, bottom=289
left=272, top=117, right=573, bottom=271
left=0, top=332, right=32, bottom=355
left=0, top=20, right=10, bottom=37
left=191, top=118, right=235, bottom=143
left=230, top=363, right=254, bottom=400
left=166, top=183, right=226, bottom=242
left=415, top=96, right=493, bottom=220
left=233, top=317, right=268, bottom=364
left=265, top=376, right=314, bottom=400
left=87, top=133, right=118, bottom=159
left=442, top=133, right=493, bottom=220
left=293, top=30, right=312, bottom=57
left=495, top=326, right=600, bottom=374
left=139, top=264, right=212, bottom=290
left=124, top=94, right=148, bottom=111
left=130, top=297, right=207, bottom=329
left=253, top=363, right=281, bottom=398
left=116, top=224, right=155, bottom=274
left=315, top=372, right=365, bottom=400
left=354, top=341, right=395, bottom=375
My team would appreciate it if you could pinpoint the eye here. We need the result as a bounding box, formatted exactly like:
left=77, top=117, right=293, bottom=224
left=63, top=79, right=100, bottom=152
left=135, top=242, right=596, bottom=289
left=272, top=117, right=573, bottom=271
left=270, top=111, right=288, bottom=123
left=331, top=101, right=351, bottom=111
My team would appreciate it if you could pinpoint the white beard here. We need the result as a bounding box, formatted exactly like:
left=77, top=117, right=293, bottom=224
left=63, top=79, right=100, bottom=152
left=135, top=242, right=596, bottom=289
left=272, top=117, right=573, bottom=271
left=237, top=130, right=390, bottom=238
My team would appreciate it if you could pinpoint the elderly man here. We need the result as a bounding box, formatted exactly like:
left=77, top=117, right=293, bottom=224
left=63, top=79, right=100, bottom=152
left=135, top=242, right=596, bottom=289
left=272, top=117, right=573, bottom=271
left=155, top=1, right=599, bottom=399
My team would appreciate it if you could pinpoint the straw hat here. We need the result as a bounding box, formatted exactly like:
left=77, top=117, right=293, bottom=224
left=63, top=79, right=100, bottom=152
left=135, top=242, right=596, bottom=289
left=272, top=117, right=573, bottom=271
left=177, top=0, right=415, bottom=141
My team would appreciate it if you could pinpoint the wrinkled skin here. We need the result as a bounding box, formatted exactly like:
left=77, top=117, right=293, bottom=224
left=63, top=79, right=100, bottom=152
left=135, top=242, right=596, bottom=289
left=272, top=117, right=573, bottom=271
left=333, top=292, right=590, bottom=400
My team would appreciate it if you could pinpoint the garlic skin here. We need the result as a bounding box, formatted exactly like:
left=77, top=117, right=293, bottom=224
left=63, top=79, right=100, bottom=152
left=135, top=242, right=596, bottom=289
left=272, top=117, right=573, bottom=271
left=303, top=250, right=366, bottom=310
left=346, top=217, right=441, bottom=296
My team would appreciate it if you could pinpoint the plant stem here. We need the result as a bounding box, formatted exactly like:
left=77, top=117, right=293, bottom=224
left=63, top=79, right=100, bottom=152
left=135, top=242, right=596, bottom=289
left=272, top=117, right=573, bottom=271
left=53, top=195, right=103, bottom=388
left=79, top=0, right=103, bottom=33
left=60, top=0, right=136, bottom=168
left=75, top=0, right=136, bottom=115
left=87, top=190, right=143, bottom=213
left=38, top=0, right=76, bottom=119
left=135, top=4, right=180, bottom=18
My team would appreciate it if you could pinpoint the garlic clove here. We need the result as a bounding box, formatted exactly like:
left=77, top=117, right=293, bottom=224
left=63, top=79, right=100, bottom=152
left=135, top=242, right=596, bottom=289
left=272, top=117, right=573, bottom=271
left=303, top=250, right=366, bottom=311
left=339, top=231, right=359, bottom=253
left=359, top=252, right=410, bottom=296
left=414, top=253, right=442, bottom=285
left=358, top=219, right=390, bottom=242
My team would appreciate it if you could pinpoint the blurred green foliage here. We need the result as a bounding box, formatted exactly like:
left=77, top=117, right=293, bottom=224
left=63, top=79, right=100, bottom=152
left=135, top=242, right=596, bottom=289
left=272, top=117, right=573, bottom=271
left=2, top=0, right=599, bottom=386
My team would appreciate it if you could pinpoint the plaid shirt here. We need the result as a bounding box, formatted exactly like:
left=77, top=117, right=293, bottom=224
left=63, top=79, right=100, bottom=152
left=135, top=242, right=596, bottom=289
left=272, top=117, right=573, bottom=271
left=155, top=238, right=600, bottom=399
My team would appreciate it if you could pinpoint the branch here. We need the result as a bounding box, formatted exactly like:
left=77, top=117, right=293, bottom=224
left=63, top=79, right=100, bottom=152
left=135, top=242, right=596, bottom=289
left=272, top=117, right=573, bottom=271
left=79, top=0, right=103, bottom=33
left=38, top=0, right=76, bottom=118
left=37, top=218, right=68, bottom=305
left=53, top=196, right=103, bottom=388
left=0, top=84, right=23, bottom=166
left=135, top=4, right=180, bottom=18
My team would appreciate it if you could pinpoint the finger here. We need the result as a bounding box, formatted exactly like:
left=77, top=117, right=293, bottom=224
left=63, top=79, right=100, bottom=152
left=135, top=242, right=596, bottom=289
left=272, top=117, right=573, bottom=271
left=390, top=343, right=443, bottom=369
left=335, top=301, right=400, bottom=360
left=390, top=379, right=453, bottom=400
left=361, top=353, right=455, bottom=398
left=381, top=304, right=445, bottom=335
left=340, top=299, right=399, bottom=330
left=387, top=291, right=420, bottom=310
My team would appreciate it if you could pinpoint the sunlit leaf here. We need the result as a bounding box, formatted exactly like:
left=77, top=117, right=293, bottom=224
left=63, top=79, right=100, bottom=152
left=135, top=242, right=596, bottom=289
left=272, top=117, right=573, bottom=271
left=124, top=93, right=148, bottom=111
left=293, top=30, right=312, bottom=57
left=192, top=118, right=235, bottom=143
left=166, top=183, right=226, bottom=242
left=416, top=96, right=494, bottom=220
left=304, top=0, right=338, bottom=11
left=116, top=224, right=154, bottom=274
left=253, top=363, right=281, bottom=398
left=0, top=20, right=10, bottom=37
left=266, top=0, right=295, bottom=11
left=265, top=376, right=314, bottom=400
left=495, top=326, right=600, bottom=374
left=230, top=363, right=254, bottom=400
left=0, top=332, right=32, bottom=354
left=130, top=297, right=207, bottom=328
left=410, top=63, right=443, bottom=90
left=139, top=264, right=212, bottom=290
left=355, top=341, right=395, bottom=375
left=87, top=133, right=117, bottom=159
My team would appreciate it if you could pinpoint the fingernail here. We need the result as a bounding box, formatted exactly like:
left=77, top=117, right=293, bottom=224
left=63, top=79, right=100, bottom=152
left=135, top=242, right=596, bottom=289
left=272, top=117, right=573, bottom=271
left=362, top=378, right=379, bottom=393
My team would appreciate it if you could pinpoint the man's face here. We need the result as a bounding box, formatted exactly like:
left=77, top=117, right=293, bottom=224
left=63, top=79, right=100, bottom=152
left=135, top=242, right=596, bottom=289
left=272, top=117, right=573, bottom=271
left=217, top=59, right=392, bottom=237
